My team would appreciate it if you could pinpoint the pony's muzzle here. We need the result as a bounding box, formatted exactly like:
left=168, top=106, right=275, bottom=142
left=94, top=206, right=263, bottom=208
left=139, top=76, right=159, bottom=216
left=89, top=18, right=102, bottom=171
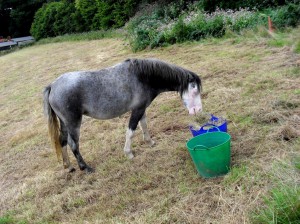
left=189, top=106, right=202, bottom=115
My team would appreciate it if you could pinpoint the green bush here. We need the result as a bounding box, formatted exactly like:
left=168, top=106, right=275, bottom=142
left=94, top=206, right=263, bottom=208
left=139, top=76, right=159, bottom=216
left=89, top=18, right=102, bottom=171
left=229, top=11, right=262, bottom=32
left=132, top=29, right=152, bottom=51
left=32, top=0, right=141, bottom=39
left=75, top=0, right=98, bottom=30
left=198, top=0, right=295, bottom=12
left=127, top=7, right=259, bottom=51
left=199, top=15, right=225, bottom=37
left=75, top=0, right=140, bottom=30
left=127, top=1, right=300, bottom=51
left=168, top=17, right=192, bottom=43
left=31, top=1, right=85, bottom=40
left=168, top=14, right=225, bottom=42
left=127, top=10, right=166, bottom=51
left=268, top=3, right=300, bottom=29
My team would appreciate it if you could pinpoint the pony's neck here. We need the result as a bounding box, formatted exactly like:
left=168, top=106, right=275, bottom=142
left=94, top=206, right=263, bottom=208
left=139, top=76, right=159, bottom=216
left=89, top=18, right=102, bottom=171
left=131, top=58, right=190, bottom=95
left=144, top=74, right=182, bottom=93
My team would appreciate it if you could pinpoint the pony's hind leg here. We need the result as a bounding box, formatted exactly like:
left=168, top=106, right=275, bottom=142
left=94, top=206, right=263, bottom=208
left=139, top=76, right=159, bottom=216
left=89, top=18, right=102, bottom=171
left=59, top=119, right=75, bottom=172
left=139, top=113, right=155, bottom=146
left=66, top=121, right=94, bottom=173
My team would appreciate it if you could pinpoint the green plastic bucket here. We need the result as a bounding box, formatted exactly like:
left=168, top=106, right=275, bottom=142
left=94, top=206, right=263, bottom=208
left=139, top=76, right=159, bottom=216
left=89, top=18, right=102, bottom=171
left=186, top=131, right=231, bottom=178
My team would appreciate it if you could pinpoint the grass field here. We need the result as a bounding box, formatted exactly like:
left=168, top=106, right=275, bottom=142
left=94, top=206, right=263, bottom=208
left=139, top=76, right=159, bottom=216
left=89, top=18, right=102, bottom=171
left=0, top=28, right=299, bottom=223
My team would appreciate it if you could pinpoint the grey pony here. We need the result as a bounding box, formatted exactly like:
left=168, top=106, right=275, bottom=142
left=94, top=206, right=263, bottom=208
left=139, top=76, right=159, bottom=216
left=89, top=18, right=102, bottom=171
left=43, top=58, right=202, bottom=173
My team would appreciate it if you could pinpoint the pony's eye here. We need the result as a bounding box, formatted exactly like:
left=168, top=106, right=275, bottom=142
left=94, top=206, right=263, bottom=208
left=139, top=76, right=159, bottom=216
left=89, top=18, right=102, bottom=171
left=190, top=83, right=196, bottom=88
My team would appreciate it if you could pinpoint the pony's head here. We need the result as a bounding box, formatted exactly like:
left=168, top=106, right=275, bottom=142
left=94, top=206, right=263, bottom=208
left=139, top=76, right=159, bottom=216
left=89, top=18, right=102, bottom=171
left=182, top=75, right=202, bottom=115
left=129, top=58, right=203, bottom=115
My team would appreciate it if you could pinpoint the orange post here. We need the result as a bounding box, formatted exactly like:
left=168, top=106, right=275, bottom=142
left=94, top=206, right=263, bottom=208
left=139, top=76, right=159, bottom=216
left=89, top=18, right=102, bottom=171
left=268, top=16, right=274, bottom=32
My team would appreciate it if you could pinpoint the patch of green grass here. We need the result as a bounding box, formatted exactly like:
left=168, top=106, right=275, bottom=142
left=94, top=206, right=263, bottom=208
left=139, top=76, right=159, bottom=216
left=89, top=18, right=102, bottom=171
left=178, top=184, right=189, bottom=194
left=0, top=215, right=14, bottom=224
left=71, top=198, right=86, bottom=208
left=290, top=67, right=300, bottom=78
left=268, top=38, right=287, bottom=48
left=294, top=41, right=300, bottom=54
left=294, top=89, right=300, bottom=95
left=250, top=185, right=300, bottom=224
left=0, top=214, right=27, bottom=224
left=222, top=164, right=248, bottom=186
left=292, top=156, right=300, bottom=171
left=267, top=27, right=300, bottom=53
left=288, top=67, right=300, bottom=78
left=250, top=158, right=300, bottom=224
left=243, top=78, right=278, bottom=96
left=159, top=105, right=174, bottom=113
left=36, top=30, right=122, bottom=45
left=235, top=114, right=253, bottom=127
left=222, top=164, right=267, bottom=197
left=226, top=111, right=252, bottom=128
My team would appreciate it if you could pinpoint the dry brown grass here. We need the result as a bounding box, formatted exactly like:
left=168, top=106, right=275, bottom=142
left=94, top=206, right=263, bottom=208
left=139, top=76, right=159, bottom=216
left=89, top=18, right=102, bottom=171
left=0, top=30, right=300, bottom=224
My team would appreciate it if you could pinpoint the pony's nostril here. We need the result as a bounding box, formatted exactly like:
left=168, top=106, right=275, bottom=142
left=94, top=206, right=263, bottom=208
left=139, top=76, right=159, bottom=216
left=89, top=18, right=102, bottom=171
left=194, top=107, right=202, bottom=113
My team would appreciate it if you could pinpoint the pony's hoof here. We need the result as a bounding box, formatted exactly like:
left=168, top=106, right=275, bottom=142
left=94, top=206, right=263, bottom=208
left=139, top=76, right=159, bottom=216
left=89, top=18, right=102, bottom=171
left=69, top=167, right=76, bottom=173
left=144, top=138, right=155, bottom=146
left=149, top=140, right=155, bottom=147
left=127, top=152, right=134, bottom=159
left=85, top=167, right=95, bottom=174
left=80, top=165, right=94, bottom=173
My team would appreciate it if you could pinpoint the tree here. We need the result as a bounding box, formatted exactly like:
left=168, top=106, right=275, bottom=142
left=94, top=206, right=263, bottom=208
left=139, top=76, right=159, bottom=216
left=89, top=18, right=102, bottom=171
left=30, top=0, right=85, bottom=40
left=75, top=0, right=98, bottom=29
left=75, top=0, right=141, bottom=30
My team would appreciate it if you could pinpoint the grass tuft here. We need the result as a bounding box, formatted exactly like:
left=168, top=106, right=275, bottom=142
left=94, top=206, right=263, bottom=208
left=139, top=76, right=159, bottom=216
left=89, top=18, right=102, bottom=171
left=0, top=215, right=14, bottom=224
left=251, top=185, right=300, bottom=224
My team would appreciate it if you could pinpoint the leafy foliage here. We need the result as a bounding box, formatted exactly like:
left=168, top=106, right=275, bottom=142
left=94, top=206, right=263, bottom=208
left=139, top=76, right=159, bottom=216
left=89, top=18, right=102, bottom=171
left=198, top=0, right=297, bottom=12
left=75, top=0, right=140, bottom=30
left=31, top=0, right=141, bottom=39
left=2, top=0, right=299, bottom=39
left=30, top=1, right=86, bottom=40
left=127, top=2, right=300, bottom=51
left=267, top=3, right=300, bottom=29
left=75, top=0, right=98, bottom=30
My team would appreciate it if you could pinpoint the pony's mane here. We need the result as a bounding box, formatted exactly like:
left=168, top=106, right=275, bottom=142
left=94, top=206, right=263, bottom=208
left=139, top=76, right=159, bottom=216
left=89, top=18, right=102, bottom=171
left=127, top=58, right=201, bottom=95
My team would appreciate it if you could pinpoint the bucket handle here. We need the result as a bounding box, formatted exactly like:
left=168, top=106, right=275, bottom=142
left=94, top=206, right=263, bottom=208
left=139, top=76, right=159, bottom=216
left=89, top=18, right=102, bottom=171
left=193, top=144, right=210, bottom=151
left=199, top=124, right=221, bottom=133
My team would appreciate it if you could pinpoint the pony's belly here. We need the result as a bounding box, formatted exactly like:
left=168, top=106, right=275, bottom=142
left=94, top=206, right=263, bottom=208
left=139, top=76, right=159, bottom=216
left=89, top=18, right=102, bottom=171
left=84, top=107, right=129, bottom=120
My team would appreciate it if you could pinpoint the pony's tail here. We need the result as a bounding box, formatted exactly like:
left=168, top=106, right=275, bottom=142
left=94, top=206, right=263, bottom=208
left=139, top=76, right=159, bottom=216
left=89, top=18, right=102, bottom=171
left=43, top=86, right=62, bottom=161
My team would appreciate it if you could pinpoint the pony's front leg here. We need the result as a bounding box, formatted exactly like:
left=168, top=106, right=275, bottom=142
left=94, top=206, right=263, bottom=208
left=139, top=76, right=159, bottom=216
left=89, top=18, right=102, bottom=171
left=139, top=114, right=155, bottom=146
left=124, top=129, right=135, bottom=159
left=124, top=108, right=146, bottom=159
